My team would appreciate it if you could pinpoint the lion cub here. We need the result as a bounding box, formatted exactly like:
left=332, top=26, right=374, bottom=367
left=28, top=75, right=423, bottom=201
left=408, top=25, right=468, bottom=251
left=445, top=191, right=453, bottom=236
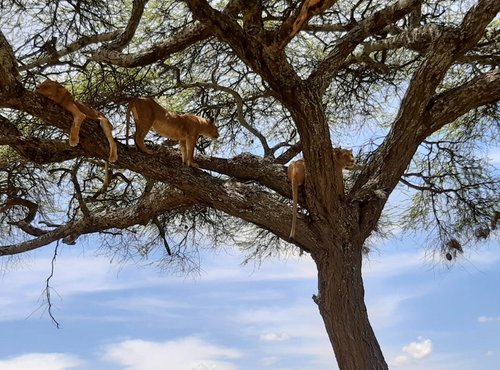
left=35, top=79, right=118, bottom=163
left=288, top=147, right=355, bottom=240
left=126, top=97, right=219, bottom=168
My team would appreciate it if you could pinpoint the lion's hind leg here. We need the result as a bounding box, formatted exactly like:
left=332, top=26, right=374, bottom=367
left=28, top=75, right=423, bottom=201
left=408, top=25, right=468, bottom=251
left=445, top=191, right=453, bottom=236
left=185, top=136, right=199, bottom=168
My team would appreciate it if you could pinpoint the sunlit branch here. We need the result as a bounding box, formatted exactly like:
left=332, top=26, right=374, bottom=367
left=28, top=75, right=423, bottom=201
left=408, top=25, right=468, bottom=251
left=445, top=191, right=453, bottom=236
left=428, top=68, right=500, bottom=132
left=91, top=0, right=245, bottom=67
left=309, top=0, right=423, bottom=93
left=359, top=24, right=444, bottom=55
left=18, top=31, right=121, bottom=71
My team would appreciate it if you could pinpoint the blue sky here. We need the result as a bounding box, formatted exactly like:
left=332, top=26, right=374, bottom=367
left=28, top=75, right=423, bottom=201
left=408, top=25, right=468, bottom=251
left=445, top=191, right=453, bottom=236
left=0, top=224, right=499, bottom=370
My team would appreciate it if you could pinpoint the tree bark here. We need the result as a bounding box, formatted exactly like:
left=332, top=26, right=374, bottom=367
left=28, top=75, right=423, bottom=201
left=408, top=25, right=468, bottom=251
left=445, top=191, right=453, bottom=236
left=313, top=231, right=388, bottom=370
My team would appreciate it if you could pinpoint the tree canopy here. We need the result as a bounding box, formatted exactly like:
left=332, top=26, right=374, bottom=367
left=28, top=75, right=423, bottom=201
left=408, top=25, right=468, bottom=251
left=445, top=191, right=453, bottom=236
left=0, top=0, right=498, bottom=368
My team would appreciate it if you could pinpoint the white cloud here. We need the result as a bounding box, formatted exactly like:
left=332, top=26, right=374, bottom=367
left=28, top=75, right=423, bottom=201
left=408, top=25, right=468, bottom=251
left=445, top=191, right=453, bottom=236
left=393, top=355, right=410, bottom=365
left=392, top=337, right=433, bottom=367
left=478, top=316, right=500, bottom=323
left=402, top=337, right=432, bottom=359
left=102, top=336, right=241, bottom=370
left=259, top=333, right=291, bottom=342
left=485, top=351, right=494, bottom=356
left=0, top=353, right=82, bottom=370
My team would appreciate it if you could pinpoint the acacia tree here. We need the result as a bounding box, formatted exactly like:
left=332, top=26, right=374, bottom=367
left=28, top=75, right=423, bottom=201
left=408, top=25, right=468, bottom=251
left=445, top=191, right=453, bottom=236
left=1, top=0, right=499, bottom=368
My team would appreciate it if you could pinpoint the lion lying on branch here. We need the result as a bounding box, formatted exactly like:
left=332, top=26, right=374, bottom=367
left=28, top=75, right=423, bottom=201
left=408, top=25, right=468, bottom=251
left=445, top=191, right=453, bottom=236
left=35, top=79, right=118, bottom=163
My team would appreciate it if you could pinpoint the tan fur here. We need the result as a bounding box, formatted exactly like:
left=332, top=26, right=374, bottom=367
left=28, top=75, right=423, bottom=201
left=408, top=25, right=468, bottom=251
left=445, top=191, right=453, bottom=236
left=35, top=79, right=118, bottom=163
left=332, top=147, right=356, bottom=194
left=126, top=97, right=219, bottom=168
left=288, top=148, right=355, bottom=240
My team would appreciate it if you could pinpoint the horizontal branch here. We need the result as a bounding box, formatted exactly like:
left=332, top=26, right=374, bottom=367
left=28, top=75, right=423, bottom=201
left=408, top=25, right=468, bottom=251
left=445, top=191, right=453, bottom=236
left=0, top=135, right=82, bottom=164
left=0, top=186, right=195, bottom=256
left=359, top=24, right=443, bottom=55
left=90, top=23, right=211, bottom=67
left=18, top=31, right=121, bottom=71
left=197, top=153, right=290, bottom=198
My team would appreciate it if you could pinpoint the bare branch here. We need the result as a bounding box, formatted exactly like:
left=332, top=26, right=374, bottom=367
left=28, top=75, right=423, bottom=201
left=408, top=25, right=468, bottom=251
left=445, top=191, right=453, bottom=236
left=275, top=142, right=303, bottom=165
left=70, top=161, right=91, bottom=218
left=152, top=217, right=172, bottom=256
left=44, top=243, right=61, bottom=328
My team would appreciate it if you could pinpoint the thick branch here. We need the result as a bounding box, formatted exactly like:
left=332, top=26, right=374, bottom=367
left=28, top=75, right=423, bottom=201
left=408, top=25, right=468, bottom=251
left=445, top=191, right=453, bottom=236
left=185, top=0, right=301, bottom=91
left=0, top=187, right=195, bottom=256
left=89, top=0, right=248, bottom=68
left=18, top=31, right=121, bottom=71
left=0, top=31, right=20, bottom=95
left=0, top=114, right=82, bottom=163
left=428, top=68, right=500, bottom=132
left=309, top=0, right=423, bottom=93
left=197, top=152, right=290, bottom=198
left=351, top=0, right=500, bottom=238
left=90, top=24, right=211, bottom=67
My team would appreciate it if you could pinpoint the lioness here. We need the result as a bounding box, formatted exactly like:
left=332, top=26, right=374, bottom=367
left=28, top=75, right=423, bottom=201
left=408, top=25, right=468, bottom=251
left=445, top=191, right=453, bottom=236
left=126, top=97, right=219, bottom=168
left=35, top=79, right=118, bottom=163
left=288, top=147, right=355, bottom=240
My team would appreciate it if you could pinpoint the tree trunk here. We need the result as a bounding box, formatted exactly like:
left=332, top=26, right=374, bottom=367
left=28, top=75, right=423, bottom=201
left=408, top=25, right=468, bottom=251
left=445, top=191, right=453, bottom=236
left=313, top=235, right=388, bottom=370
